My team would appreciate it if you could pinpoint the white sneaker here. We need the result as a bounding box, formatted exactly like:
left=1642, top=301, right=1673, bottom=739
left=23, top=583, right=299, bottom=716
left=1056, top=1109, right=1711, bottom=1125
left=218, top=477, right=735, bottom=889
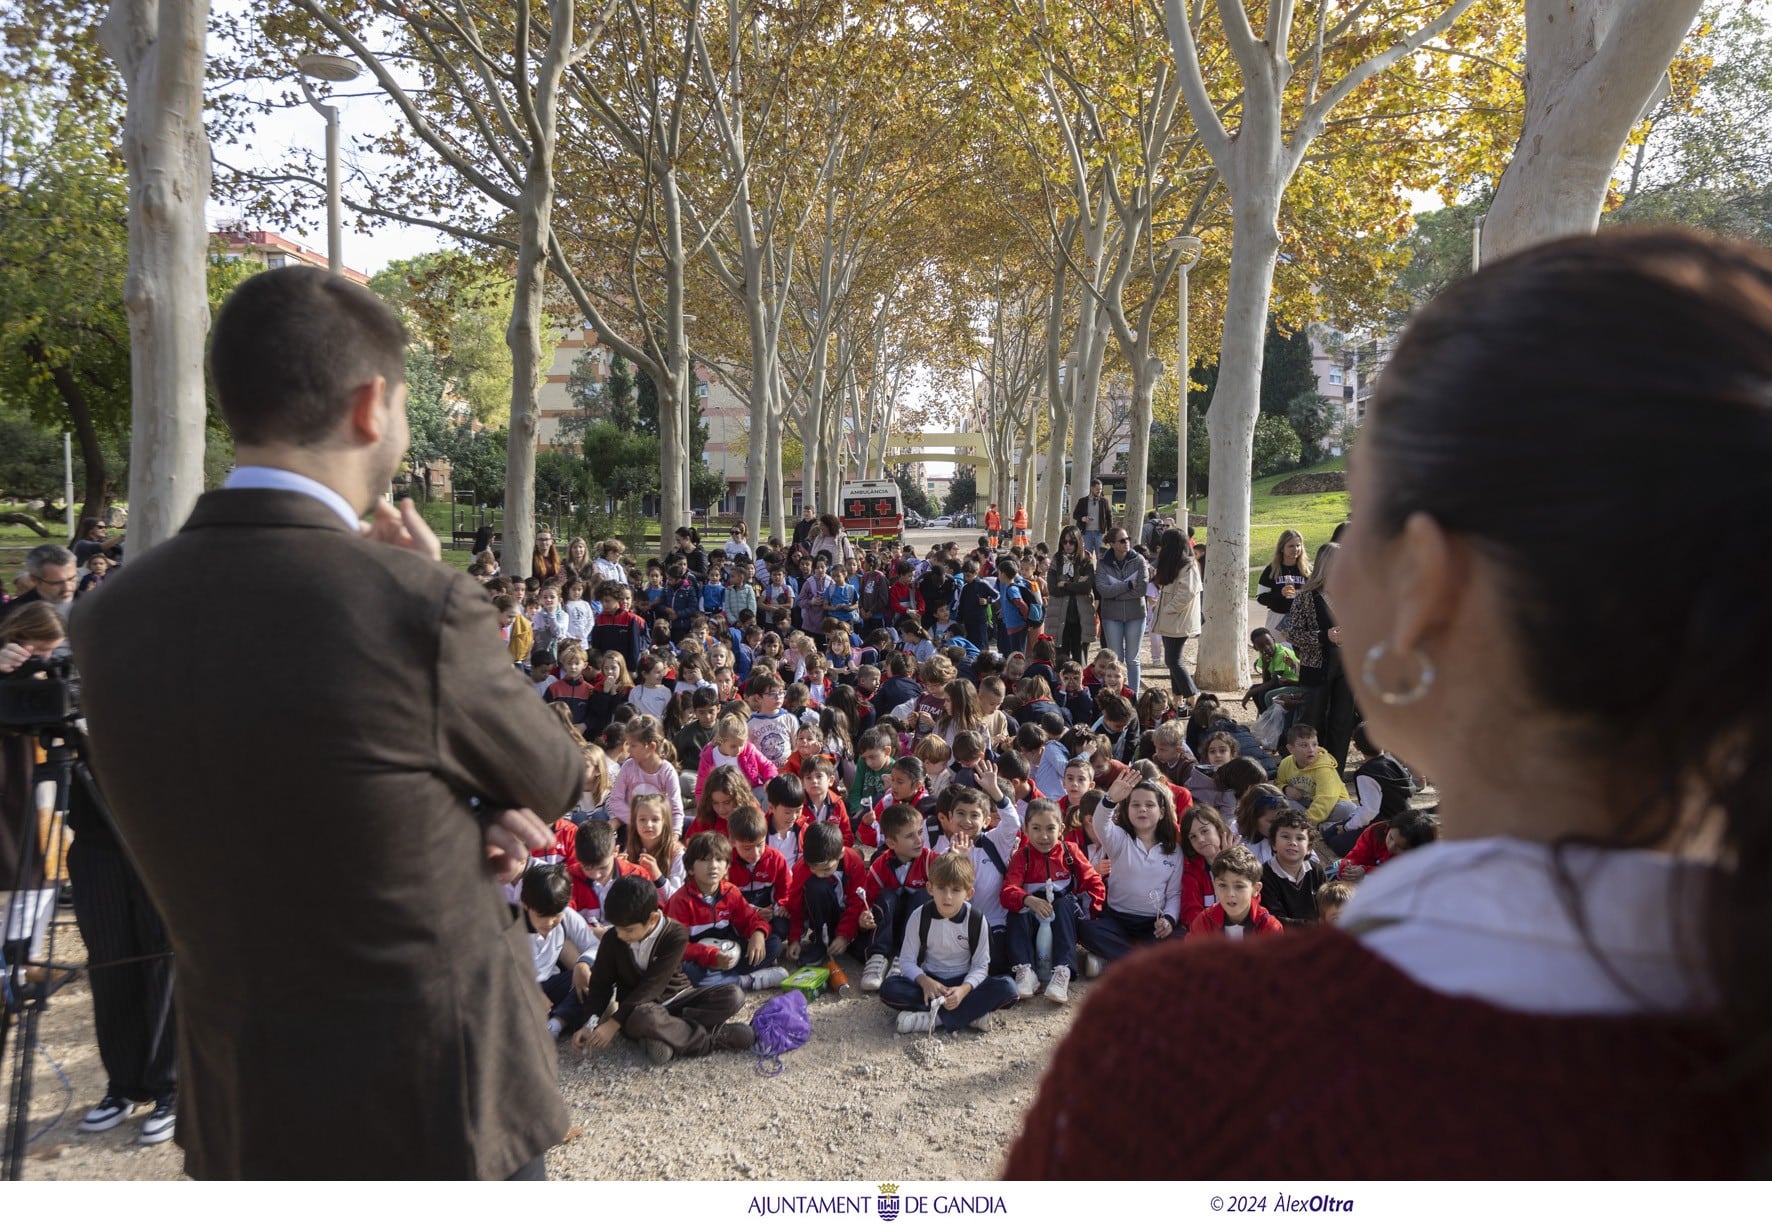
left=1044, top=965, right=1072, bottom=1005
left=968, top=1012, right=1000, bottom=1033
left=746, top=966, right=789, bottom=990
left=1081, top=951, right=1105, bottom=980
left=1011, top=964, right=1039, bottom=999
left=896, top=1009, right=937, bottom=1035
left=137, top=1098, right=176, bottom=1146
left=77, top=1095, right=137, bottom=1133
left=860, top=954, right=889, bottom=992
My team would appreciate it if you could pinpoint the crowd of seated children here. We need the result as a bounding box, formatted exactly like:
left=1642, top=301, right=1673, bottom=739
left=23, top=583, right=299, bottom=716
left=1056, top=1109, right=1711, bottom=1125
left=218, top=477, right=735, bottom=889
left=486, top=532, right=1459, bottom=1062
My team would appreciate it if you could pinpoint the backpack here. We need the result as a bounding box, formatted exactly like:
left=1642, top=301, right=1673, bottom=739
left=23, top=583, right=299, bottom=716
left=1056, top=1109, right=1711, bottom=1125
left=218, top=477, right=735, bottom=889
left=1023, top=581, right=1045, bottom=625
left=751, top=989, right=812, bottom=1077
left=916, top=903, right=985, bottom=969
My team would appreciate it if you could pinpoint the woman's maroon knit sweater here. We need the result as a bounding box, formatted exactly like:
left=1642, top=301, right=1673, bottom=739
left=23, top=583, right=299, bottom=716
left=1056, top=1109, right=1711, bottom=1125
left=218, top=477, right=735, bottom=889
left=1004, top=928, right=1747, bottom=1179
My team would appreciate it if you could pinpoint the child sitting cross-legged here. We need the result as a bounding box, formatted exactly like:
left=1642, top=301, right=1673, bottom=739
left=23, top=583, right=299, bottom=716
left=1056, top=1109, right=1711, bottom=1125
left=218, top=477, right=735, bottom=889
left=1076, top=770, right=1185, bottom=977
left=929, top=761, right=1023, bottom=972
left=764, top=773, right=808, bottom=871
left=784, top=821, right=868, bottom=970
left=686, top=763, right=751, bottom=840
left=662, top=831, right=788, bottom=991
left=569, top=875, right=757, bottom=1065
left=1186, top=844, right=1283, bottom=938
left=856, top=802, right=935, bottom=992
left=518, top=864, right=600, bottom=1042
left=1001, top=799, right=1104, bottom=1006
left=881, top=852, right=1020, bottom=1035
left=727, top=804, right=793, bottom=953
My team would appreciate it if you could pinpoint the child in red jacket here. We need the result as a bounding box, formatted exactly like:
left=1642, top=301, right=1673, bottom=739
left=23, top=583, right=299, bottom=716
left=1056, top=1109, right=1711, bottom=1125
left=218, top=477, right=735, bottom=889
left=567, top=820, right=655, bottom=935
left=1179, top=804, right=1234, bottom=927
left=1187, top=845, right=1283, bottom=938
left=1336, top=809, right=1440, bottom=883
left=800, top=757, right=853, bottom=847
left=662, top=832, right=788, bottom=991
left=857, top=803, right=934, bottom=991
left=1002, top=800, right=1105, bottom=1006
left=727, top=805, right=793, bottom=946
left=886, top=560, right=923, bottom=622
left=784, top=822, right=868, bottom=967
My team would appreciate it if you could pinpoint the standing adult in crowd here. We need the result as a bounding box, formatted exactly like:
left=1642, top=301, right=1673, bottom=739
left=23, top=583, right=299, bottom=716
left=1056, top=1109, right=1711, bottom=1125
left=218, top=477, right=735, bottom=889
left=530, top=529, right=562, bottom=583
left=563, top=536, right=591, bottom=577
left=1048, top=525, right=1097, bottom=664
left=1, top=543, right=77, bottom=632
left=671, top=525, right=708, bottom=580
left=593, top=539, right=627, bottom=584
left=724, top=521, right=752, bottom=562
left=71, top=518, right=124, bottom=569
left=1011, top=229, right=1767, bottom=1179
left=811, top=513, right=852, bottom=568
left=1287, top=544, right=1357, bottom=773
left=72, top=266, right=583, bottom=1180
left=1149, top=527, right=1202, bottom=702
left=792, top=504, right=820, bottom=551
left=1093, top=528, right=1150, bottom=692
left=1256, top=529, right=1309, bottom=631
left=1072, top=477, right=1113, bottom=556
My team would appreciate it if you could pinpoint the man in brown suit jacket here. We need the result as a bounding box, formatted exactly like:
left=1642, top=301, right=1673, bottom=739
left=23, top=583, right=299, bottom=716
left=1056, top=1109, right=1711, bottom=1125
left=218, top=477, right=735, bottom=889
left=71, top=267, right=582, bottom=1179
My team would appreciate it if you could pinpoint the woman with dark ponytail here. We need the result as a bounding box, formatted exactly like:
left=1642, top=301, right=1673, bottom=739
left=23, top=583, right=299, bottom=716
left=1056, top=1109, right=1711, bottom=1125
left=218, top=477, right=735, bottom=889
left=1009, top=229, right=1769, bottom=1179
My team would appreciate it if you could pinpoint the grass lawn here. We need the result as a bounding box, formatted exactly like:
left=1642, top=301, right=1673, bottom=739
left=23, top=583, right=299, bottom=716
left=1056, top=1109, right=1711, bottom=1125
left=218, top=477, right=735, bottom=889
left=1162, top=455, right=1350, bottom=594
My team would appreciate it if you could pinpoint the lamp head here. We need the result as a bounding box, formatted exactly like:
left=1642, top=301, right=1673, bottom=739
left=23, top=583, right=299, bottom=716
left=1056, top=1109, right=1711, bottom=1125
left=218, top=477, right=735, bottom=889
left=297, top=53, right=361, bottom=83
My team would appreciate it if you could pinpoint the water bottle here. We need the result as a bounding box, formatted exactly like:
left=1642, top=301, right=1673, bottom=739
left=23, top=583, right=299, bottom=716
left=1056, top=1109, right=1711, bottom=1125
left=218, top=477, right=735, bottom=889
left=1034, top=883, right=1055, bottom=980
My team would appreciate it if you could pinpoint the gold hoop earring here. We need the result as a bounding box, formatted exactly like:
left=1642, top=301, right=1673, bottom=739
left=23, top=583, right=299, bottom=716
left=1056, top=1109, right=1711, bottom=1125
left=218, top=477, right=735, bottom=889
left=1362, top=641, right=1436, bottom=706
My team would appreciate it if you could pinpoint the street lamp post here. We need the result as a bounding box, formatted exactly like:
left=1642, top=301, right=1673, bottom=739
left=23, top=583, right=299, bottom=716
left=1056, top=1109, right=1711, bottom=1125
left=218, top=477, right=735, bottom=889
left=296, top=54, right=362, bottom=275
left=1165, top=235, right=1204, bottom=525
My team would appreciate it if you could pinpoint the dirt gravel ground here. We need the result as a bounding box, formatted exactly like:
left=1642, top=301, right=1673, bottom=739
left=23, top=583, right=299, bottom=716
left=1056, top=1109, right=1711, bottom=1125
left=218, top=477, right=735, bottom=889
left=7, top=630, right=1392, bottom=1182
left=6, top=917, right=1087, bottom=1182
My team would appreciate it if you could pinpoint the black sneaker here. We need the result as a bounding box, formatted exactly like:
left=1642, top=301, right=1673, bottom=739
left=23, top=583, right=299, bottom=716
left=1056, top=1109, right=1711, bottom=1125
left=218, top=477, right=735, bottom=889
left=77, top=1095, right=137, bottom=1133
left=643, top=1038, right=675, bottom=1066
left=138, top=1097, right=175, bottom=1146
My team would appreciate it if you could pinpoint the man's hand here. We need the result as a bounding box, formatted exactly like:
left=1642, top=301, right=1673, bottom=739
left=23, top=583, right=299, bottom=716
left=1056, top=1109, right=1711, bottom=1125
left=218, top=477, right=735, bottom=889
left=484, top=807, right=552, bottom=882
left=361, top=497, right=441, bottom=561
left=0, top=642, right=31, bottom=674
left=574, top=1018, right=619, bottom=1052
left=572, top=960, right=593, bottom=1000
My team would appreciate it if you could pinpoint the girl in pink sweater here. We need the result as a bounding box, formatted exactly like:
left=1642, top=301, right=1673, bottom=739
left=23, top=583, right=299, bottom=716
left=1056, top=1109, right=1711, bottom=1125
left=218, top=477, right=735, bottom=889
left=695, top=712, right=779, bottom=795
left=608, top=715, right=687, bottom=834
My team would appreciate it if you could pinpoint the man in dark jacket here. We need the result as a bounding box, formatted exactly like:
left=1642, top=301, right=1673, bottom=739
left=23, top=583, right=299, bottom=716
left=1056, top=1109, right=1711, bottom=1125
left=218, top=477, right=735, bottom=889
left=73, top=267, right=582, bottom=1180
left=1072, top=478, right=1113, bottom=555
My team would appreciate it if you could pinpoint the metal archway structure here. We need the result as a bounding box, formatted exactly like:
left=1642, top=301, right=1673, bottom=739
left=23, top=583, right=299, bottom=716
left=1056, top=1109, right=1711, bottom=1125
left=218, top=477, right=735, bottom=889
left=883, top=432, right=991, bottom=516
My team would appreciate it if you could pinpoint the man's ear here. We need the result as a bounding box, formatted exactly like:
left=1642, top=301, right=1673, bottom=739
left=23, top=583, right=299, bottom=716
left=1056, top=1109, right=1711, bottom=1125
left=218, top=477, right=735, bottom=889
left=347, top=375, right=389, bottom=444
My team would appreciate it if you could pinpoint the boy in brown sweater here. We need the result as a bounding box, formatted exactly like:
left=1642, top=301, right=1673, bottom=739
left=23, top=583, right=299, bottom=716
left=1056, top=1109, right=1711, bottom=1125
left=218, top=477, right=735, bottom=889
left=570, top=875, right=756, bottom=1065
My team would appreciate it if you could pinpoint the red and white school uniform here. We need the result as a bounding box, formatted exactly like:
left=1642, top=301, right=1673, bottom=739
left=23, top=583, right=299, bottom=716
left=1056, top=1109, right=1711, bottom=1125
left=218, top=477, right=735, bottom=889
left=662, top=880, right=770, bottom=968
left=1000, top=840, right=1106, bottom=918
left=729, top=845, right=793, bottom=913
left=783, top=849, right=869, bottom=944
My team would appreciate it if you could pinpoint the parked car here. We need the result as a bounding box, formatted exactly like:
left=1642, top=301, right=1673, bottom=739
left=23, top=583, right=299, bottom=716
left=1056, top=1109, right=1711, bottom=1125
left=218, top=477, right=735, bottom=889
left=953, top=512, right=977, bottom=528
left=930, top=515, right=953, bottom=529
left=904, top=510, right=928, bottom=528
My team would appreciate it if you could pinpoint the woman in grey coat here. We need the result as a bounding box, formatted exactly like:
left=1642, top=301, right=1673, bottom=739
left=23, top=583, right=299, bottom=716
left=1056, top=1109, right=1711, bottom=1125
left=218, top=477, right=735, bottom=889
left=1093, top=528, right=1151, bottom=691
left=1049, top=525, right=1097, bottom=664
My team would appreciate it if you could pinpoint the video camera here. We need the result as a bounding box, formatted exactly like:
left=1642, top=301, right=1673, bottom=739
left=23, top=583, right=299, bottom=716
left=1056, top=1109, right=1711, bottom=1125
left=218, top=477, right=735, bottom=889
left=0, top=656, right=79, bottom=733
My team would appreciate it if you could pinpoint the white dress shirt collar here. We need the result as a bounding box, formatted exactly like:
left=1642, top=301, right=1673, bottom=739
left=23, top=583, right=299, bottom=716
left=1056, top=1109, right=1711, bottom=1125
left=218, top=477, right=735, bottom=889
left=225, top=465, right=362, bottom=532
left=1345, top=836, right=1715, bottom=1016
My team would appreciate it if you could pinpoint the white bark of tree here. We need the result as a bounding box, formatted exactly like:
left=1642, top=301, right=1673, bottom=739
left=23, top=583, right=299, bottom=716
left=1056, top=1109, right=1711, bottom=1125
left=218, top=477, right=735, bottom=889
left=1163, top=0, right=1480, bottom=689
left=102, top=0, right=210, bottom=555
left=1483, top=0, right=1704, bottom=261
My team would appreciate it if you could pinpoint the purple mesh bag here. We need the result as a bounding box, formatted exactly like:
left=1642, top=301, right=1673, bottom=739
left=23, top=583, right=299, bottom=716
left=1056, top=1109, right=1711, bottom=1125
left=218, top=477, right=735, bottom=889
left=750, top=990, right=811, bottom=1076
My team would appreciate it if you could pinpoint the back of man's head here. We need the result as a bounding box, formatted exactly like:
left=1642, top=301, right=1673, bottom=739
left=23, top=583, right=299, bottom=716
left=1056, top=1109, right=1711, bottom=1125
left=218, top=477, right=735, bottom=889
left=210, top=266, right=407, bottom=447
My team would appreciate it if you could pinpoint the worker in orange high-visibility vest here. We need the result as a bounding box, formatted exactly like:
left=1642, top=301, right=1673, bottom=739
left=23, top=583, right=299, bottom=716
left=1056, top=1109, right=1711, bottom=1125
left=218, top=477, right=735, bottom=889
left=1012, top=503, right=1029, bottom=549
left=985, top=503, right=1001, bottom=549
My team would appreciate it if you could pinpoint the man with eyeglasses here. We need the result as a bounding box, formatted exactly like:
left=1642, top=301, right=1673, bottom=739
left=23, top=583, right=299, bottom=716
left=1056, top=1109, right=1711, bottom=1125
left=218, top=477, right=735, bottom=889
left=1, top=544, right=79, bottom=634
